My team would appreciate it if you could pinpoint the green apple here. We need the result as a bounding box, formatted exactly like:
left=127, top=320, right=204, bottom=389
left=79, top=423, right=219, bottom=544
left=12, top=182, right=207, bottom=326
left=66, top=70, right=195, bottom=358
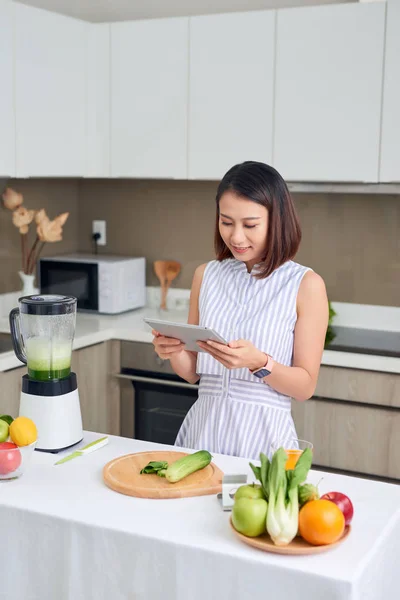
left=234, top=483, right=265, bottom=501
left=232, top=497, right=268, bottom=537
left=0, top=419, right=9, bottom=443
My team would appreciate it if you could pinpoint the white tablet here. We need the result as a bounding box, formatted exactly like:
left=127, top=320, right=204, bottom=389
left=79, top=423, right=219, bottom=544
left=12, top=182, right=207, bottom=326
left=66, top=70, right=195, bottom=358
left=143, top=318, right=228, bottom=352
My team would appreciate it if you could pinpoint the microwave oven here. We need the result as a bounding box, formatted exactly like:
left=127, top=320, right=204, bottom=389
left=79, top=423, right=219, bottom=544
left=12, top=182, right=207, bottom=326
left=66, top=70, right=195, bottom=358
left=39, top=254, right=146, bottom=314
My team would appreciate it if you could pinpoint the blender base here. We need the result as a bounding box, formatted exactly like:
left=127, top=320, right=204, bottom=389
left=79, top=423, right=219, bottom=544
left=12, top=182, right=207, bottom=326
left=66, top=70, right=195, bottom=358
left=19, top=373, right=83, bottom=452
left=34, top=437, right=84, bottom=454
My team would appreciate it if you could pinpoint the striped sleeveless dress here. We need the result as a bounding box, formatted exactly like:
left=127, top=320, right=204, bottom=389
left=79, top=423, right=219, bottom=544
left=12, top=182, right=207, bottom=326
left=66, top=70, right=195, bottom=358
left=175, top=258, right=311, bottom=460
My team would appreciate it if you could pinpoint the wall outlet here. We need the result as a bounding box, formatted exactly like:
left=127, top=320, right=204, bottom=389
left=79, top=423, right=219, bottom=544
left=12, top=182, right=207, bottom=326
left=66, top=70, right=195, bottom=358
left=92, top=220, right=106, bottom=246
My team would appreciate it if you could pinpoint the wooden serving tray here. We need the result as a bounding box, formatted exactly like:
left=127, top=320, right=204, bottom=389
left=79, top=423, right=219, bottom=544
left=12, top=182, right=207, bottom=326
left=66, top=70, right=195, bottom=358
left=103, top=450, right=223, bottom=499
left=230, top=518, right=351, bottom=555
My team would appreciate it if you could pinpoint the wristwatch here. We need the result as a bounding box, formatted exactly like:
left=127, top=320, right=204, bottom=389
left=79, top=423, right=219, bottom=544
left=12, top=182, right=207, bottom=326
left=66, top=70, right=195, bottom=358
left=250, top=354, right=275, bottom=378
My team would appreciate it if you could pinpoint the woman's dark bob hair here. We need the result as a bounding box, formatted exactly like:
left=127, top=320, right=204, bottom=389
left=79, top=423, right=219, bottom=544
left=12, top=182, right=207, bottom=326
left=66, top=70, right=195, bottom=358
left=214, top=161, right=301, bottom=279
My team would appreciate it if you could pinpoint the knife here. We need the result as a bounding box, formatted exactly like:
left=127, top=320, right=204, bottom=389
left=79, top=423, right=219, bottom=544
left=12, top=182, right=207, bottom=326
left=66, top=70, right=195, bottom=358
left=54, top=436, right=109, bottom=465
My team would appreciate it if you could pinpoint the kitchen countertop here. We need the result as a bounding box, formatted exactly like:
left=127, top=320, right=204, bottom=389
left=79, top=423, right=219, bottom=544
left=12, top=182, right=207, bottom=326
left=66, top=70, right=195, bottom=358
left=0, top=307, right=399, bottom=374
left=0, top=431, right=399, bottom=600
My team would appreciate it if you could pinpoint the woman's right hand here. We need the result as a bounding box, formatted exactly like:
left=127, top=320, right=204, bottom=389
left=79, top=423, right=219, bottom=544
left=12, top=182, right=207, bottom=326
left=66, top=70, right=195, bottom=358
left=152, top=330, right=185, bottom=360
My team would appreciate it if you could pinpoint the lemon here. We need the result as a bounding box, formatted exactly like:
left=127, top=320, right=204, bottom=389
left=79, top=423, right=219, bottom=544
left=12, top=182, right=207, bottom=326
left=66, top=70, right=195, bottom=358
left=9, top=416, right=37, bottom=446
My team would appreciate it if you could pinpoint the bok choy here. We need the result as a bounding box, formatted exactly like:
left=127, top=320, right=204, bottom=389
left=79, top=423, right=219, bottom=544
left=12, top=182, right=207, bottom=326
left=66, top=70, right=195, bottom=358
left=266, top=447, right=313, bottom=546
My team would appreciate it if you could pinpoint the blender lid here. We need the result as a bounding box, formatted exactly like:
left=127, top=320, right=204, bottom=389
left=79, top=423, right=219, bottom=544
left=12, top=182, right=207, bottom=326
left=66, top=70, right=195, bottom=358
left=19, top=295, right=77, bottom=315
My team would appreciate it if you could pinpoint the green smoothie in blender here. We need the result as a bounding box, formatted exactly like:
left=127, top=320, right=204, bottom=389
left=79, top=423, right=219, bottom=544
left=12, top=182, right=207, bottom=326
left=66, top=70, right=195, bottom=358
left=26, top=338, right=72, bottom=381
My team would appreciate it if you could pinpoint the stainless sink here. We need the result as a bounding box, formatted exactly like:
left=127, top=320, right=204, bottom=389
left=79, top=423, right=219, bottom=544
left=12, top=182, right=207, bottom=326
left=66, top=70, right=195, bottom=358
left=0, top=333, right=14, bottom=354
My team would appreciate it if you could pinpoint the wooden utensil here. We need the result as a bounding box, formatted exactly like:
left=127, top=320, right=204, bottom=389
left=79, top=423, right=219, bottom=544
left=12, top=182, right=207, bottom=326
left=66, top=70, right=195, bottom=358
left=229, top=518, right=351, bottom=555
left=154, top=260, right=181, bottom=310
left=103, top=450, right=223, bottom=499
left=154, top=260, right=167, bottom=289
left=154, top=260, right=167, bottom=305
left=163, top=261, right=181, bottom=309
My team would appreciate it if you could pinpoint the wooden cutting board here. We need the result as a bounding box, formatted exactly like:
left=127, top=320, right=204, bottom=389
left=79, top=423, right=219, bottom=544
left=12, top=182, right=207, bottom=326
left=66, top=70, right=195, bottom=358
left=103, top=450, right=223, bottom=499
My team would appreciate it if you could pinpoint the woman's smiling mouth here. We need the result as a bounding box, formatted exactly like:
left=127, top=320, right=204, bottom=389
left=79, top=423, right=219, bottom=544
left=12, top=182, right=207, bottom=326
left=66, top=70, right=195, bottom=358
left=232, top=245, right=251, bottom=254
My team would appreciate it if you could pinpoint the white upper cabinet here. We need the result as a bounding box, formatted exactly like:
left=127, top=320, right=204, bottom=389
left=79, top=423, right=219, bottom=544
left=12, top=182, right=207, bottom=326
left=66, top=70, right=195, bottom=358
left=274, top=2, right=386, bottom=183
left=15, top=4, right=86, bottom=177
left=86, top=24, right=110, bottom=178
left=0, top=0, right=15, bottom=177
left=111, top=18, right=188, bottom=179
left=380, top=2, right=400, bottom=182
left=189, top=11, right=275, bottom=181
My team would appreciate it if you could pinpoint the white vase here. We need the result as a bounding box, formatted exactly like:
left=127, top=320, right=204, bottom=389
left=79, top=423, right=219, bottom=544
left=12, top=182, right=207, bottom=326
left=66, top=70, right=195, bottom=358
left=18, top=271, right=38, bottom=297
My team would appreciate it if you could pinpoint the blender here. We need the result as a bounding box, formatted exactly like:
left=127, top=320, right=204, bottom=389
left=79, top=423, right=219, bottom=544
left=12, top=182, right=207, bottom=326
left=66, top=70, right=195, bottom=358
left=9, top=295, right=83, bottom=452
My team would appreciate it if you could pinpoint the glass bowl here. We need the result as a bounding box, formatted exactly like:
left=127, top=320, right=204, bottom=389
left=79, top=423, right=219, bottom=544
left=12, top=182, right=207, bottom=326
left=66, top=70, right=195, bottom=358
left=0, top=440, right=37, bottom=480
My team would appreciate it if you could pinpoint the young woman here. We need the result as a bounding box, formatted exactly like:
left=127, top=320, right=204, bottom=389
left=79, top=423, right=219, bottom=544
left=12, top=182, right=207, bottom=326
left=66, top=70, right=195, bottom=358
left=152, top=161, right=328, bottom=459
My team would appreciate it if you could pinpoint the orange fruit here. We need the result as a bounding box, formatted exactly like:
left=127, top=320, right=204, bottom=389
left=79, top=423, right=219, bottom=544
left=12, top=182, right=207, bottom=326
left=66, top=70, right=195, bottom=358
left=299, top=499, right=345, bottom=546
left=9, top=416, right=37, bottom=447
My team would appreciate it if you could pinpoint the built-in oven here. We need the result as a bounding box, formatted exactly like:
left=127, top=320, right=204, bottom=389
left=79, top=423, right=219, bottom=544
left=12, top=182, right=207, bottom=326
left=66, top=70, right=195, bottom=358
left=116, top=341, right=198, bottom=445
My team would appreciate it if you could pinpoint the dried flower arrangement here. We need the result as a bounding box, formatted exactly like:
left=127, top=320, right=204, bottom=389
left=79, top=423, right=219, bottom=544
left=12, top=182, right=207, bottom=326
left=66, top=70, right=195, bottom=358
left=2, top=187, right=69, bottom=275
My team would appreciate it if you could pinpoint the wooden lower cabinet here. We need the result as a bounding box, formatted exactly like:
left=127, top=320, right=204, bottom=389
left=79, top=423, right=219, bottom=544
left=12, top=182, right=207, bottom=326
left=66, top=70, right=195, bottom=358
left=290, top=365, right=400, bottom=481
left=71, top=340, right=121, bottom=436
left=315, top=365, right=400, bottom=409
left=292, top=398, right=400, bottom=480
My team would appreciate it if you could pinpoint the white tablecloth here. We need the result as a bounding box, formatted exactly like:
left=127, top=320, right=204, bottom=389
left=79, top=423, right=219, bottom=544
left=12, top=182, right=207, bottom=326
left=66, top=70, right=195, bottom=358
left=0, top=432, right=399, bottom=600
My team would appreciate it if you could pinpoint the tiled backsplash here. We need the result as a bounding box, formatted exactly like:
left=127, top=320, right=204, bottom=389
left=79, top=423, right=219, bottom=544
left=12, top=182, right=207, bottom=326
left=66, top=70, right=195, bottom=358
left=77, top=179, right=400, bottom=306
left=77, top=179, right=216, bottom=290
left=1, top=178, right=399, bottom=306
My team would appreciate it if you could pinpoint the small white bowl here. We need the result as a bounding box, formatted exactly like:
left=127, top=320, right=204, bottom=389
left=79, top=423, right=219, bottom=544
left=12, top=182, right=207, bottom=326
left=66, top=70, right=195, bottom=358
left=0, top=440, right=37, bottom=480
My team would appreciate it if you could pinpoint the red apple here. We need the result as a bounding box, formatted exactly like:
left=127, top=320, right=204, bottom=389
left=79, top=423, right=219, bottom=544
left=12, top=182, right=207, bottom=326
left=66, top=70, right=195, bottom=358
left=0, top=441, right=21, bottom=475
left=321, top=491, right=354, bottom=526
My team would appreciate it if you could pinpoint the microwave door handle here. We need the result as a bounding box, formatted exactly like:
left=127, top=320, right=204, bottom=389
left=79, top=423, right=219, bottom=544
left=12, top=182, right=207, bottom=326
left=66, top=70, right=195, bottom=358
left=114, top=373, right=198, bottom=391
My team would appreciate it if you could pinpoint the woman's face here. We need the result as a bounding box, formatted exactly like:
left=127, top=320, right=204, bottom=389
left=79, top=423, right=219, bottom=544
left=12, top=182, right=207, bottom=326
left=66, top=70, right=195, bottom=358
left=218, top=191, right=268, bottom=270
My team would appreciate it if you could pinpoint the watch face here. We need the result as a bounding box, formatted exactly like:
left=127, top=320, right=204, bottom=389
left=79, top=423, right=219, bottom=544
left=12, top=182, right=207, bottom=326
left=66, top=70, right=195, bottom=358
left=253, top=368, right=271, bottom=378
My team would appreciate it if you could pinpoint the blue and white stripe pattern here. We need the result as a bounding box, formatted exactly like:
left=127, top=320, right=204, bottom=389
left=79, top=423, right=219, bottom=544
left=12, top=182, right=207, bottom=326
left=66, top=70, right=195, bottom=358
left=175, top=259, right=311, bottom=460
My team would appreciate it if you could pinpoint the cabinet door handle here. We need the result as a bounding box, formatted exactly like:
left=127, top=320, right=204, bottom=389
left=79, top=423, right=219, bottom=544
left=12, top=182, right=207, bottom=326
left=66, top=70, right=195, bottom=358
left=114, top=373, right=199, bottom=391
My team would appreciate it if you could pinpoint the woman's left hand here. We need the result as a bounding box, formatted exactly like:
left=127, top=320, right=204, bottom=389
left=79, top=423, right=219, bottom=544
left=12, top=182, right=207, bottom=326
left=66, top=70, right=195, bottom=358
left=197, top=339, right=268, bottom=371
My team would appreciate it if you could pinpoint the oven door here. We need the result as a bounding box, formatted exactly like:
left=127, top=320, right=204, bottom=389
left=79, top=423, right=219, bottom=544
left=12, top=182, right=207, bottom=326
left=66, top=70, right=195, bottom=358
left=119, top=369, right=198, bottom=446
left=39, top=260, right=99, bottom=311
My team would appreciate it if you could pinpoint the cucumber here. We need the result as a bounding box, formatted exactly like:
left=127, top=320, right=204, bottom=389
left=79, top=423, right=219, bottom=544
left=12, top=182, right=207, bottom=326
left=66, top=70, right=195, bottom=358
left=165, top=450, right=212, bottom=483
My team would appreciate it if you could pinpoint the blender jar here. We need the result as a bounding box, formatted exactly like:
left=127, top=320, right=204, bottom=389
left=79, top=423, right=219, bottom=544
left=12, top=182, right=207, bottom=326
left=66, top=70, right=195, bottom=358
left=9, top=295, right=77, bottom=381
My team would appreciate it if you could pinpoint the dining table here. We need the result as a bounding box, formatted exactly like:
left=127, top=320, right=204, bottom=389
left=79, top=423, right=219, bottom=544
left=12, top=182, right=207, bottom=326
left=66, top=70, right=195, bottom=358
left=0, top=431, right=399, bottom=600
